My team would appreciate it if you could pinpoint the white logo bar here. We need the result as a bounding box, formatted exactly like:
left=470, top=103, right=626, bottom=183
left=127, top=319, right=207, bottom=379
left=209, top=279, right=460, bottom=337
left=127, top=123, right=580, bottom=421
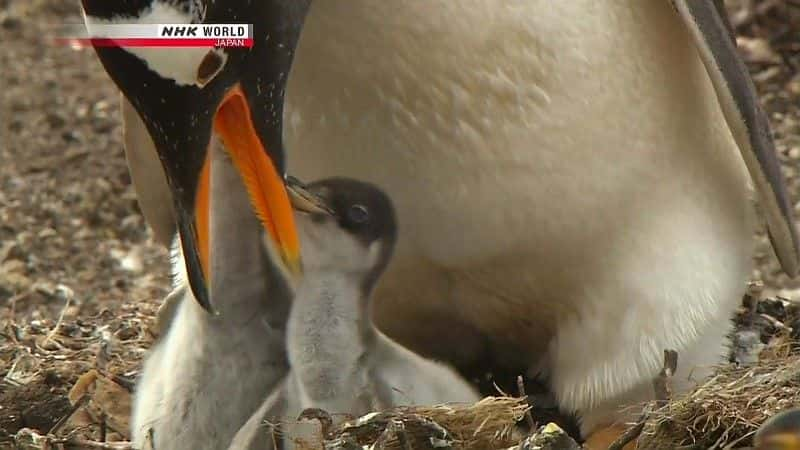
left=156, top=24, right=251, bottom=39
left=55, top=23, right=255, bottom=48
left=82, top=24, right=251, bottom=39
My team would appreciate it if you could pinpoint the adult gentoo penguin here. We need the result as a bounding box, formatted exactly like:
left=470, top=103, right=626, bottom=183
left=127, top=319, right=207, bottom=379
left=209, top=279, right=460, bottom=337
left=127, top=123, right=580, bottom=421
left=82, top=1, right=312, bottom=447
left=80, top=0, right=799, bottom=447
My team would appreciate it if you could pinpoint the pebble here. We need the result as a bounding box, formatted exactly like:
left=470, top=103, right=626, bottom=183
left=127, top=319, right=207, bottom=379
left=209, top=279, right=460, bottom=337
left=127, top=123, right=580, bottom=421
left=1, top=14, right=21, bottom=30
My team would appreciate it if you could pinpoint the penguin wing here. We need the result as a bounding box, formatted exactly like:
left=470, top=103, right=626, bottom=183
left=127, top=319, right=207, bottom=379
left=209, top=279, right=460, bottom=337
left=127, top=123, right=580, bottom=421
left=121, top=93, right=177, bottom=246
left=672, top=0, right=800, bottom=277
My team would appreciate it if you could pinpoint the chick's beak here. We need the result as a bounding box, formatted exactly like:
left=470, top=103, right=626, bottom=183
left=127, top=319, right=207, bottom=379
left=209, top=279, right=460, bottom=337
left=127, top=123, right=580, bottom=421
left=287, top=176, right=335, bottom=216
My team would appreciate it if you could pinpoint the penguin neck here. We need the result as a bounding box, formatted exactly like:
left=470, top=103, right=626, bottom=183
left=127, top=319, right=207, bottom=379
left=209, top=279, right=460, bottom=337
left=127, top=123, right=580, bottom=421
left=287, top=269, right=376, bottom=385
left=207, top=141, right=291, bottom=324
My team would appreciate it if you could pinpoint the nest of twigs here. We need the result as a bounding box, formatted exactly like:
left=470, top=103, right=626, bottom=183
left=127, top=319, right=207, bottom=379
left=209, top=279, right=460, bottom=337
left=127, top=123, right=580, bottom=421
left=639, top=346, right=800, bottom=448
left=294, top=397, right=530, bottom=450
left=642, top=344, right=800, bottom=448
left=634, top=293, right=800, bottom=449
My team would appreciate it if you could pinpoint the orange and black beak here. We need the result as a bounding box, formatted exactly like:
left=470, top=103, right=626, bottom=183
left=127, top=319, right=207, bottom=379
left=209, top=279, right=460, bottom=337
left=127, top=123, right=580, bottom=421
left=82, top=0, right=312, bottom=311
left=173, top=83, right=303, bottom=312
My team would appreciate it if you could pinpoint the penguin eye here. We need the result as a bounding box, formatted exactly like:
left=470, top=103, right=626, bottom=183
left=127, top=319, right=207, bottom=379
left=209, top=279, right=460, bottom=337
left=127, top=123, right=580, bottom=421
left=347, top=204, right=370, bottom=225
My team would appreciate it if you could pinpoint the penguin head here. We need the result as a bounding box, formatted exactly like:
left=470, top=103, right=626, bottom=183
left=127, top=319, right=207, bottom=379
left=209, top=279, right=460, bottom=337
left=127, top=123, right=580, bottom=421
left=294, top=178, right=398, bottom=290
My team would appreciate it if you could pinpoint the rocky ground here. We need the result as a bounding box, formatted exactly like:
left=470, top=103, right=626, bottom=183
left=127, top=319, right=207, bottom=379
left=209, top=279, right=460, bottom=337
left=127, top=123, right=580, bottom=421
left=1, top=0, right=167, bottom=446
left=0, top=0, right=799, bottom=449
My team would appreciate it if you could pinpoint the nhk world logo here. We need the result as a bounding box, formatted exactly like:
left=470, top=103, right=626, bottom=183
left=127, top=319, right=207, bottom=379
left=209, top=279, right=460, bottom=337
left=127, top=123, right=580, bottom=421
left=57, top=24, right=254, bottom=48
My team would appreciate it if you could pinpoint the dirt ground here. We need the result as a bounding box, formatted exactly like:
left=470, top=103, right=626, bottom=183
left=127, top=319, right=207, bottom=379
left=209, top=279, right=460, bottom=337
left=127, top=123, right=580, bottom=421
left=0, top=1, right=799, bottom=449
left=1, top=0, right=167, bottom=446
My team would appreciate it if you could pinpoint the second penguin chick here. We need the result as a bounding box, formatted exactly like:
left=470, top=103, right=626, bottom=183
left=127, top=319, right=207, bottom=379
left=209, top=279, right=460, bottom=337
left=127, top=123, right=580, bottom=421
left=229, top=178, right=479, bottom=449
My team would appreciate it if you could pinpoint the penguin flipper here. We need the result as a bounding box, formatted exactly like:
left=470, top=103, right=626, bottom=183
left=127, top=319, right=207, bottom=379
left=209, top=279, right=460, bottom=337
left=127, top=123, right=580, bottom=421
left=672, top=0, right=800, bottom=277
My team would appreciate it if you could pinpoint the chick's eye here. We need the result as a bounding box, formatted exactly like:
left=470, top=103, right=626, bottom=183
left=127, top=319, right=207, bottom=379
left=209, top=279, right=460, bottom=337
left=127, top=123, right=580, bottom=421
left=347, top=204, right=370, bottom=224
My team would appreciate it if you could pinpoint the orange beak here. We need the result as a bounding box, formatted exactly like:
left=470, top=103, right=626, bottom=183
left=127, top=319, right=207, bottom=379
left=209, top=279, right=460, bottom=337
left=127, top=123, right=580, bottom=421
left=192, top=84, right=301, bottom=296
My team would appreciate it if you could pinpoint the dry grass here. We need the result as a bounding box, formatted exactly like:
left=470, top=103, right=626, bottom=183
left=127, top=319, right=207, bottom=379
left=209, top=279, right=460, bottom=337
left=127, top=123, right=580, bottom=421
left=0, top=290, right=156, bottom=445
left=316, top=397, right=530, bottom=449
left=637, top=335, right=800, bottom=449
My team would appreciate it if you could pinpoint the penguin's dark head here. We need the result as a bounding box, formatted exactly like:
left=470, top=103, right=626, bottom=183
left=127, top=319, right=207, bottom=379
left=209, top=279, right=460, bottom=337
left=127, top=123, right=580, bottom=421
left=294, top=178, right=398, bottom=291
left=80, top=0, right=311, bottom=312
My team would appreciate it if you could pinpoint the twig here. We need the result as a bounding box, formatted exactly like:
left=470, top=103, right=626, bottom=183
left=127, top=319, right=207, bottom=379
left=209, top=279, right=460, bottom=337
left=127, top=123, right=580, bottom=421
left=297, top=407, right=333, bottom=437
left=39, top=287, right=73, bottom=350
left=270, top=425, right=279, bottom=450
left=143, top=428, right=155, bottom=450
left=653, top=349, right=678, bottom=407
left=609, top=350, right=678, bottom=449
left=393, top=420, right=412, bottom=450
left=516, top=375, right=536, bottom=430
left=111, top=373, right=136, bottom=393
left=96, top=328, right=113, bottom=371
left=47, top=392, right=90, bottom=436
left=371, top=419, right=412, bottom=450
left=100, top=412, right=108, bottom=442
left=607, top=414, right=647, bottom=450
left=55, top=437, right=133, bottom=449
left=759, top=313, right=791, bottom=331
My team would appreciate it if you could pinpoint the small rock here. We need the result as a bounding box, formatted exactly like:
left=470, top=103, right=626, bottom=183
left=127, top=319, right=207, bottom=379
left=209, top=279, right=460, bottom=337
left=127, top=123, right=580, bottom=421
left=737, top=37, right=781, bottom=64
left=0, top=240, right=23, bottom=262
left=757, top=298, right=786, bottom=320
left=787, top=75, right=800, bottom=96
left=4, top=354, right=41, bottom=386
left=37, top=228, right=56, bottom=239
left=731, top=329, right=765, bottom=365
left=45, top=112, right=66, bottom=128
left=753, top=66, right=783, bottom=84
left=61, top=130, right=82, bottom=143
left=1, top=259, right=26, bottom=274
left=0, top=14, right=21, bottom=30
left=94, top=178, right=112, bottom=193
left=115, top=325, right=139, bottom=341
left=119, top=214, right=144, bottom=240
left=12, top=428, right=47, bottom=450
left=789, top=318, right=800, bottom=344
left=91, top=118, right=114, bottom=133
left=0, top=270, right=32, bottom=296
left=110, top=247, right=143, bottom=273
left=505, top=423, right=581, bottom=450
left=31, top=281, right=56, bottom=298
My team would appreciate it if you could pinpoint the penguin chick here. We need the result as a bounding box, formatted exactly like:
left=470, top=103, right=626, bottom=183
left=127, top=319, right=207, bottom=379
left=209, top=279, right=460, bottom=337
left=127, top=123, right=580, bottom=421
left=131, top=144, right=293, bottom=450
left=229, top=177, right=480, bottom=450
